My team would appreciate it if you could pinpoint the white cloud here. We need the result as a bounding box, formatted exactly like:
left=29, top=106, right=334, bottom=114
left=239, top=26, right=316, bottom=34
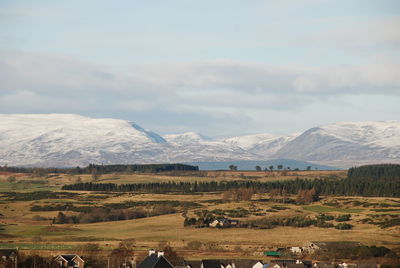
left=133, top=60, right=400, bottom=96
left=1, top=50, right=399, bottom=117
left=299, top=16, right=400, bottom=53
left=0, top=90, right=92, bottom=112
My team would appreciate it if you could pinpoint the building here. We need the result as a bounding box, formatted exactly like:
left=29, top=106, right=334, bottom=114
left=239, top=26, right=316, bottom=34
left=307, top=241, right=361, bottom=253
left=264, top=251, right=281, bottom=258
left=271, top=260, right=311, bottom=268
left=201, top=260, right=225, bottom=268
left=312, top=262, right=335, bottom=268
left=137, top=250, right=174, bottom=268
left=289, top=247, right=304, bottom=255
left=0, top=249, right=18, bottom=266
left=196, top=259, right=264, bottom=268
left=209, top=219, right=240, bottom=228
left=54, top=254, right=84, bottom=268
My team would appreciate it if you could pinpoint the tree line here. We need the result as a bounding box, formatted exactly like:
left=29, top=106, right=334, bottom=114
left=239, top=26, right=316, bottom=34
left=348, top=164, right=400, bottom=180
left=51, top=164, right=398, bottom=197
left=62, top=165, right=400, bottom=197
left=0, top=163, right=198, bottom=174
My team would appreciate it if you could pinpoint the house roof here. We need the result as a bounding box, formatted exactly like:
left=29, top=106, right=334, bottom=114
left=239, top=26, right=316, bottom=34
left=202, top=260, right=223, bottom=268
left=185, top=260, right=202, bottom=268
left=272, top=260, right=298, bottom=264
left=314, top=264, right=335, bottom=268
left=232, top=259, right=262, bottom=268
left=188, top=259, right=263, bottom=268
left=55, top=254, right=84, bottom=267
left=264, top=251, right=281, bottom=256
left=286, top=264, right=304, bottom=268
left=185, top=260, right=201, bottom=268
left=355, top=263, right=378, bottom=268
left=59, top=255, right=82, bottom=262
left=137, top=254, right=174, bottom=268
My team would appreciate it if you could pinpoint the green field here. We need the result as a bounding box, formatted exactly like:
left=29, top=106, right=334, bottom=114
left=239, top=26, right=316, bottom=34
left=303, top=205, right=364, bottom=213
left=0, top=243, right=78, bottom=250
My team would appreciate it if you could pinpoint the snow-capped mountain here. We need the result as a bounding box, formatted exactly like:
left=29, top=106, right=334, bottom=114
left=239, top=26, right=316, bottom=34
left=164, top=132, right=211, bottom=144
left=0, top=114, right=399, bottom=168
left=162, top=132, right=257, bottom=163
left=223, top=133, right=282, bottom=150
left=273, top=121, right=400, bottom=167
left=0, top=114, right=256, bottom=166
left=0, top=114, right=169, bottom=166
left=223, top=133, right=300, bottom=158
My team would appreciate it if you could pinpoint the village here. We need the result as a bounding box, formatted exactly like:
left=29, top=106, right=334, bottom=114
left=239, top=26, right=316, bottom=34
left=0, top=241, right=390, bottom=268
left=1, top=166, right=399, bottom=268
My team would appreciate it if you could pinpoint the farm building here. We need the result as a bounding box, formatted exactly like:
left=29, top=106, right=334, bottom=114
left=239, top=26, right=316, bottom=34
left=209, top=218, right=240, bottom=228
left=137, top=250, right=174, bottom=268
left=264, top=251, right=281, bottom=257
left=196, top=259, right=264, bottom=268
left=271, top=259, right=312, bottom=268
left=54, top=254, right=84, bottom=268
left=201, top=259, right=225, bottom=268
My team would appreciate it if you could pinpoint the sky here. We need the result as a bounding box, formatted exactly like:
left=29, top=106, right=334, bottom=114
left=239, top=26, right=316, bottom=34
left=0, top=0, right=399, bottom=137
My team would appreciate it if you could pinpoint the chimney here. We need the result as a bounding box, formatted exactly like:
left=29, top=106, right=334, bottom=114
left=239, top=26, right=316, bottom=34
left=149, top=249, right=156, bottom=256
left=157, top=251, right=164, bottom=258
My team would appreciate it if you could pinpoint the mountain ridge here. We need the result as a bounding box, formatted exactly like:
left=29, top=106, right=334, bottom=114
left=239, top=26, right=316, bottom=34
left=1, top=114, right=399, bottom=168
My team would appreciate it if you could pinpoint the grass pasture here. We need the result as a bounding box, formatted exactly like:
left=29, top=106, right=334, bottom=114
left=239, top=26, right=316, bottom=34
left=303, top=205, right=364, bottom=213
left=0, top=169, right=399, bottom=259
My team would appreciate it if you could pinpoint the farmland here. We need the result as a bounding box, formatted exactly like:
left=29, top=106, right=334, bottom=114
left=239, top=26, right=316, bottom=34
left=0, top=169, right=399, bottom=260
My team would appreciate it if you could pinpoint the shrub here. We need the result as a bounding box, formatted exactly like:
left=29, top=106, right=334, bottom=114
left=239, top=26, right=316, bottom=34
left=315, top=220, right=335, bottom=228
left=271, top=206, right=289, bottom=210
left=7, top=176, right=16, bottom=183
left=336, top=214, right=351, bottom=222
left=316, top=214, right=334, bottom=221
left=335, top=223, right=353, bottom=230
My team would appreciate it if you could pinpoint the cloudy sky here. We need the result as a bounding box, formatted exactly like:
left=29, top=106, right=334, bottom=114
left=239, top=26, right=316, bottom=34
left=1, top=0, right=399, bottom=137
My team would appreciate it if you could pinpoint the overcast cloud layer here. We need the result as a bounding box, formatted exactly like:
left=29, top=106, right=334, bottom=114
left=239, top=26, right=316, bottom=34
left=0, top=0, right=399, bottom=136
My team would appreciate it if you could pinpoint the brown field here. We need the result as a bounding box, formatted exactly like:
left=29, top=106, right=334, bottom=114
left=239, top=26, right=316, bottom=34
left=0, top=170, right=399, bottom=260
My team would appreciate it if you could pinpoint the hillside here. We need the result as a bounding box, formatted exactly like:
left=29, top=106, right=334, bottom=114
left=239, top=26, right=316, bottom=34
left=0, top=114, right=399, bottom=168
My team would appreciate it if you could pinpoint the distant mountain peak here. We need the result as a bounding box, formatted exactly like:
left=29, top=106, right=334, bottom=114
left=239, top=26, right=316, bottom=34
left=0, top=114, right=399, bottom=168
left=163, top=132, right=211, bottom=144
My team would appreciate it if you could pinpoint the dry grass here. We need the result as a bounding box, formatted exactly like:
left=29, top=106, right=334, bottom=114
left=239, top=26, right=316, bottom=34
left=1, top=170, right=399, bottom=259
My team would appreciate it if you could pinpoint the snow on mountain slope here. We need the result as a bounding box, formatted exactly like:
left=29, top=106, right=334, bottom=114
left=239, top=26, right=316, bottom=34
left=0, top=114, right=167, bottom=166
left=222, top=133, right=300, bottom=158
left=248, top=134, right=300, bottom=157
left=223, top=133, right=280, bottom=149
left=163, top=132, right=258, bottom=162
left=0, top=114, right=399, bottom=167
left=313, top=121, right=400, bottom=147
left=0, top=114, right=160, bottom=148
left=0, top=114, right=256, bottom=166
left=273, top=121, right=400, bottom=166
left=164, top=132, right=210, bottom=144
